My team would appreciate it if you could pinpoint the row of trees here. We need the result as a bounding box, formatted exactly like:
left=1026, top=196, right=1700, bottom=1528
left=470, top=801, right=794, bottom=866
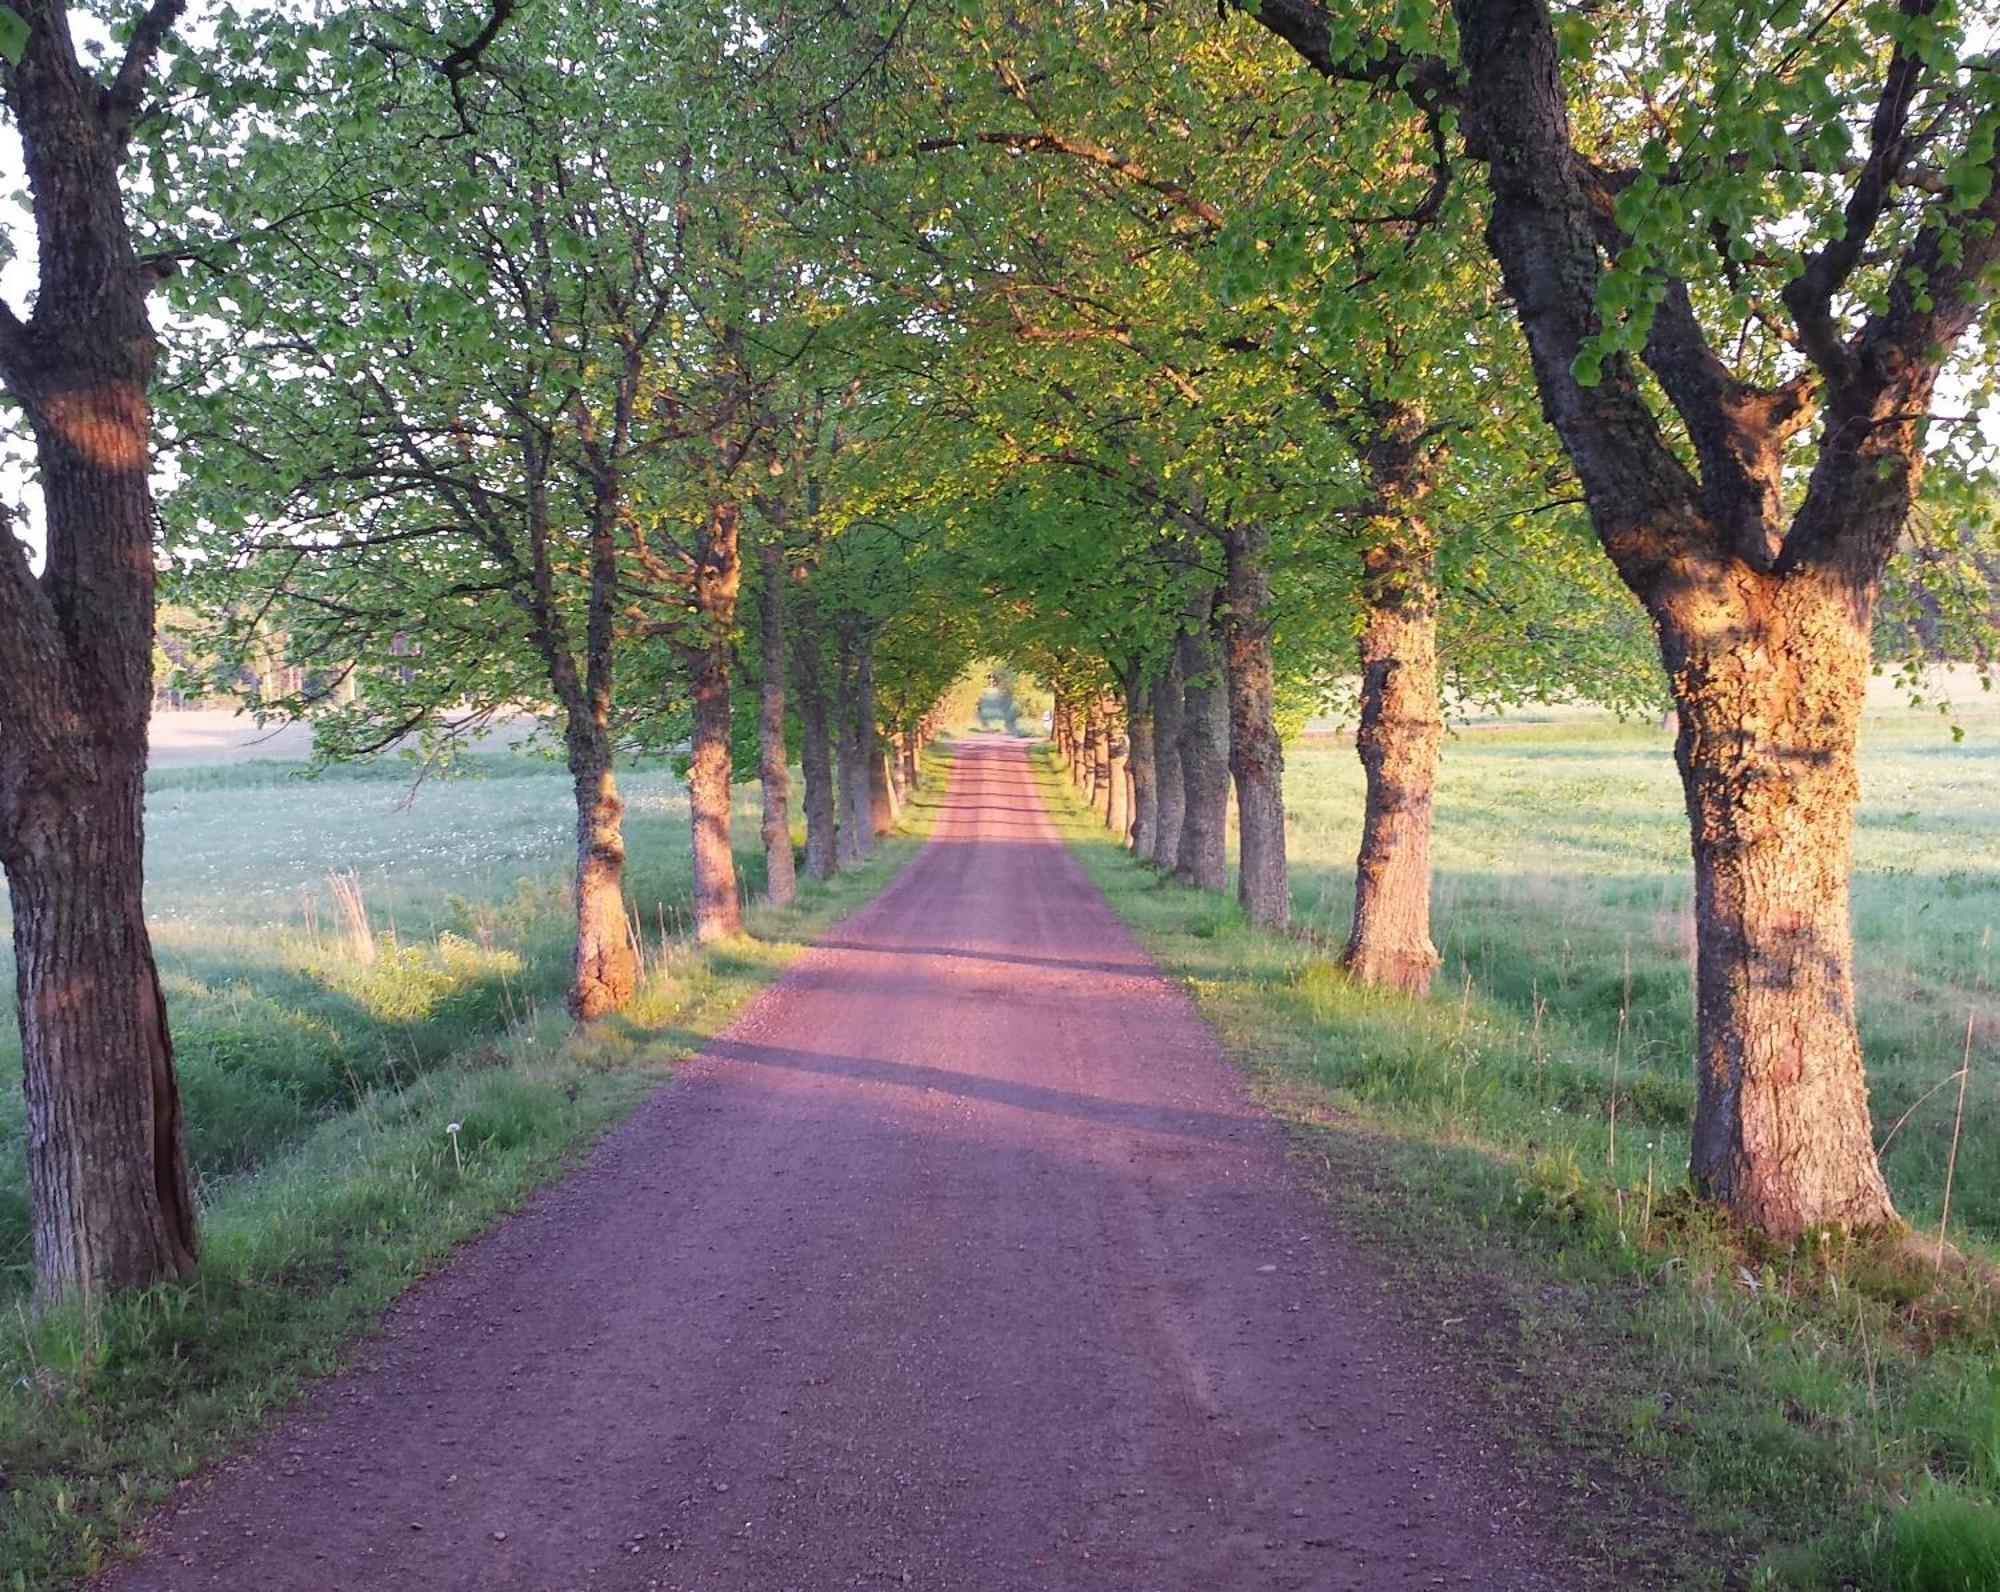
left=0, top=0, right=1995, bottom=1301
left=870, top=0, right=2000, bottom=1244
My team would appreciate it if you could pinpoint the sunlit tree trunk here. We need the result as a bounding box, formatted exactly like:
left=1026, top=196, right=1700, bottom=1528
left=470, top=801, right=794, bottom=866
left=1663, top=567, right=1895, bottom=1235
left=1344, top=410, right=1442, bottom=994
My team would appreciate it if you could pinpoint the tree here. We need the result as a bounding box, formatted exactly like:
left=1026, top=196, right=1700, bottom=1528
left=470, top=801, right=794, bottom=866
left=0, top=1, right=200, bottom=1303
left=1228, top=0, right=2000, bottom=1235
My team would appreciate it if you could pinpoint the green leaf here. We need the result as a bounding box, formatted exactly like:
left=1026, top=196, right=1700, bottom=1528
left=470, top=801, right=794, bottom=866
left=0, top=9, right=29, bottom=66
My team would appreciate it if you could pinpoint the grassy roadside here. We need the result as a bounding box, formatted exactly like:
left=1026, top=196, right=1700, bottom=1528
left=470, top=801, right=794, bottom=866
left=0, top=752, right=948, bottom=1591
left=1033, top=746, right=2000, bottom=1591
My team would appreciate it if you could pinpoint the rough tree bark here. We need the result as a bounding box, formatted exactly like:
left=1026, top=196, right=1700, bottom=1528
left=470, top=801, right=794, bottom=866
left=1149, top=647, right=1185, bottom=869
left=0, top=0, right=200, bottom=1301
left=563, top=721, right=637, bottom=1020
left=1175, top=594, right=1231, bottom=892
left=683, top=502, right=744, bottom=942
left=1122, top=666, right=1156, bottom=858
left=1343, top=408, right=1444, bottom=995
left=1218, top=523, right=1288, bottom=930
left=791, top=586, right=838, bottom=880
left=1662, top=571, right=1898, bottom=1234
left=755, top=538, right=796, bottom=907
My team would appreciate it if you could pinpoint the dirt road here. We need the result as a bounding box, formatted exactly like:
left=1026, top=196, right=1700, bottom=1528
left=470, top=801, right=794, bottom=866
left=104, top=739, right=1566, bottom=1592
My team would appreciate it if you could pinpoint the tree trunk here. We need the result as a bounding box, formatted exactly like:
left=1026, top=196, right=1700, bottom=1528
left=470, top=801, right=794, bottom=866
left=0, top=2, right=199, bottom=1302
left=1150, top=650, right=1185, bottom=869
left=1092, top=698, right=1116, bottom=822
left=900, top=729, right=920, bottom=791
left=1345, top=415, right=1444, bottom=995
left=871, top=748, right=899, bottom=832
left=1664, top=569, right=1897, bottom=1237
left=791, top=593, right=838, bottom=881
left=1343, top=536, right=1443, bottom=994
left=1220, top=524, right=1288, bottom=930
left=685, top=502, right=743, bottom=942
left=1175, top=595, right=1231, bottom=891
left=756, top=542, right=796, bottom=907
left=687, top=640, right=742, bottom=942
left=1079, top=703, right=1102, bottom=805
left=7, top=782, right=199, bottom=1304
left=1103, top=701, right=1130, bottom=841
left=834, top=632, right=872, bottom=863
left=1123, top=668, right=1157, bottom=859
left=566, top=726, right=638, bottom=1020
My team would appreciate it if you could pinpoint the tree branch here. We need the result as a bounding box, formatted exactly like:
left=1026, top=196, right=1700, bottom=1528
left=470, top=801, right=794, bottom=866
left=103, top=0, right=186, bottom=145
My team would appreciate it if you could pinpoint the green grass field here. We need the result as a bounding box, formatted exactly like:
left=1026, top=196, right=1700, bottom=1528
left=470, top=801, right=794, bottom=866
left=0, top=746, right=946, bottom=1587
left=1043, top=690, right=2000, bottom=1589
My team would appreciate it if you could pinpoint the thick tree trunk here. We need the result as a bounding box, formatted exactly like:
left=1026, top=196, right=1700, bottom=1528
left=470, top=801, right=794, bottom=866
left=900, top=730, right=920, bottom=791
left=1345, top=415, right=1444, bottom=995
left=1220, top=524, right=1288, bottom=930
left=566, top=727, right=638, bottom=1020
left=1150, top=650, right=1185, bottom=869
left=834, top=632, right=872, bottom=863
left=1343, top=536, right=1443, bottom=994
left=1123, top=669, right=1157, bottom=858
left=791, top=596, right=838, bottom=881
left=0, top=4, right=199, bottom=1302
left=685, top=502, right=743, bottom=942
left=7, top=781, right=199, bottom=1303
left=1663, top=571, right=1897, bottom=1238
left=756, top=543, right=796, bottom=907
left=1175, top=596, right=1231, bottom=891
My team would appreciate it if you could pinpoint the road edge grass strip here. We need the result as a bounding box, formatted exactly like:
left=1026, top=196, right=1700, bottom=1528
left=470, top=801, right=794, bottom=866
left=1030, top=746, right=2000, bottom=1592
left=0, top=749, right=952, bottom=1592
